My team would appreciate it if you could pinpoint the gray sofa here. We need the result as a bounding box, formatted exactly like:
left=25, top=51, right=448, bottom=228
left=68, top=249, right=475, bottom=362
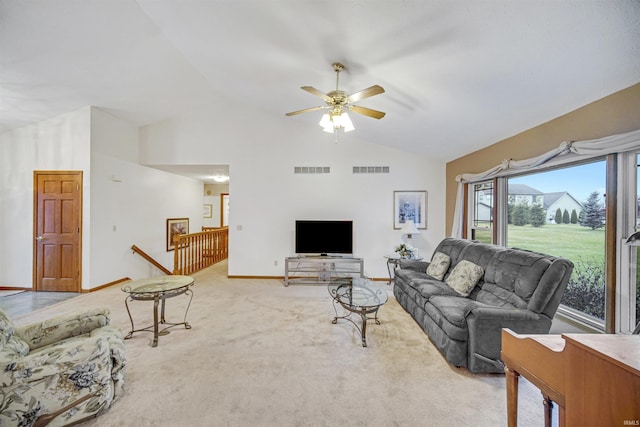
left=393, top=238, right=573, bottom=373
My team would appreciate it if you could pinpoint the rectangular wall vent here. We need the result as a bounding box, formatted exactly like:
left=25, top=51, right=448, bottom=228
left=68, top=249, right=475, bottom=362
left=352, top=166, right=390, bottom=174
left=294, top=166, right=331, bottom=174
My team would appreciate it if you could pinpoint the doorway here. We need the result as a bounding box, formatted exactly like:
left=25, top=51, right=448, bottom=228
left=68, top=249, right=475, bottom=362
left=221, top=193, right=229, bottom=227
left=33, top=171, right=83, bottom=292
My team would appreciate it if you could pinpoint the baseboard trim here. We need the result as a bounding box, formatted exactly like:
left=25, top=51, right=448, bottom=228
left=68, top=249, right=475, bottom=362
left=227, top=275, right=389, bottom=282
left=0, top=286, right=31, bottom=291
left=84, top=277, right=131, bottom=293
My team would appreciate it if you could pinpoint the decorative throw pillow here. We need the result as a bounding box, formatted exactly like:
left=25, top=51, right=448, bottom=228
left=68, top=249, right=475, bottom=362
left=445, top=260, right=484, bottom=296
left=426, top=251, right=451, bottom=280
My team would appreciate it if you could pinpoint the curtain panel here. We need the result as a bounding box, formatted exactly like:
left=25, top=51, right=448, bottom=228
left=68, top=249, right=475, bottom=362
left=451, top=128, right=640, bottom=238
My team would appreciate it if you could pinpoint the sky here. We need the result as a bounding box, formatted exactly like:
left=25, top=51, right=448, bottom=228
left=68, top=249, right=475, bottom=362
left=508, top=160, right=606, bottom=203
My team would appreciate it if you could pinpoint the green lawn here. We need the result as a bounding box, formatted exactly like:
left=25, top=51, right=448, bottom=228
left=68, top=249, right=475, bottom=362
left=507, top=224, right=605, bottom=263
left=473, top=223, right=605, bottom=262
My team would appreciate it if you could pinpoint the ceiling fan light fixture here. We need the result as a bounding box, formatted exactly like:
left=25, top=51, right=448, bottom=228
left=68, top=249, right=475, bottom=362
left=340, top=112, right=354, bottom=132
left=319, top=110, right=354, bottom=133
left=319, top=113, right=333, bottom=132
left=286, top=62, right=385, bottom=139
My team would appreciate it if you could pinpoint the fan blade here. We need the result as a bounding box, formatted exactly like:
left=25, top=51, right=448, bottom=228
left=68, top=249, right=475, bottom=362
left=347, top=85, right=385, bottom=103
left=301, top=86, right=332, bottom=103
left=350, top=105, right=386, bottom=120
left=285, top=106, right=325, bottom=116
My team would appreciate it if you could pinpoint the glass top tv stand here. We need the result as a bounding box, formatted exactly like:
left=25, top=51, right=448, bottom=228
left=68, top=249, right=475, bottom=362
left=284, top=256, right=364, bottom=286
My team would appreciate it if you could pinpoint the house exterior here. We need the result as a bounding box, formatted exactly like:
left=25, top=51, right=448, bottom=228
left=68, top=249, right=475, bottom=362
left=508, top=184, right=544, bottom=206
left=543, top=192, right=583, bottom=223
left=507, top=184, right=583, bottom=224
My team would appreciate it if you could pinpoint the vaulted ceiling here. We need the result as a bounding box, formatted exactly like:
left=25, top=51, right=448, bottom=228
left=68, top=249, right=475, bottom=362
left=1, top=0, right=639, bottom=161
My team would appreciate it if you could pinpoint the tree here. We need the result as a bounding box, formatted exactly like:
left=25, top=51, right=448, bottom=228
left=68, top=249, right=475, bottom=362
left=530, top=204, right=546, bottom=227
left=554, top=208, right=562, bottom=224
left=512, top=202, right=529, bottom=226
left=507, top=202, right=514, bottom=224
left=562, top=209, right=570, bottom=224
left=570, top=209, right=578, bottom=224
left=579, top=191, right=605, bottom=230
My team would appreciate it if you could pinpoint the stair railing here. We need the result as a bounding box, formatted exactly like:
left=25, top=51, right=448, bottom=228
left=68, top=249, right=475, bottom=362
left=173, top=227, right=229, bottom=275
left=131, top=245, right=172, bottom=275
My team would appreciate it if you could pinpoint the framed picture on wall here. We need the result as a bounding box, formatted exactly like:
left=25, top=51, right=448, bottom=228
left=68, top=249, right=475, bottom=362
left=166, top=218, right=189, bottom=251
left=393, top=191, right=427, bottom=229
left=203, top=204, right=213, bottom=218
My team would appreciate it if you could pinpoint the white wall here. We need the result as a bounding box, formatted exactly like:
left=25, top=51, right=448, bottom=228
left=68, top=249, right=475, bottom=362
left=91, top=153, right=203, bottom=284
left=0, top=107, right=92, bottom=287
left=91, top=107, right=140, bottom=163
left=140, top=101, right=446, bottom=279
left=0, top=107, right=206, bottom=289
left=89, top=107, right=204, bottom=286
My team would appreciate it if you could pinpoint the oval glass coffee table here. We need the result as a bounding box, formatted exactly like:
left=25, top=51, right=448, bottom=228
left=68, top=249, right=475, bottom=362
left=121, top=275, right=194, bottom=347
left=328, top=278, right=388, bottom=347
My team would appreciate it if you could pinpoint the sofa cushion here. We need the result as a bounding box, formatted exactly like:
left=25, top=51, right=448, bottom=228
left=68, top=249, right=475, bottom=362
left=445, top=260, right=484, bottom=297
left=426, top=251, right=451, bottom=280
left=457, top=242, right=503, bottom=270
left=473, top=283, right=526, bottom=309
left=395, top=269, right=459, bottom=310
left=484, top=249, right=551, bottom=301
left=425, top=296, right=476, bottom=341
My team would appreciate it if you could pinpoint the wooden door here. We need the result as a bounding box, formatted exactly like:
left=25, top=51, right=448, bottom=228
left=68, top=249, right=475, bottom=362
left=33, top=171, right=82, bottom=292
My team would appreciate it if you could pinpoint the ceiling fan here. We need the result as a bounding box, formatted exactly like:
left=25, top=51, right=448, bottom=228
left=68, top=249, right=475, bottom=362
left=285, top=63, right=385, bottom=136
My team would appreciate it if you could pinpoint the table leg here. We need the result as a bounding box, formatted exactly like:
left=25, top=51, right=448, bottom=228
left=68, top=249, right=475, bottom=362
left=505, top=366, right=519, bottom=427
left=360, top=310, right=368, bottom=347
left=386, top=261, right=394, bottom=285
left=160, top=295, right=167, bottom=324
left=152, top=294, right=160, bottom=347
left=182, top=288, right=193, bottom=329
left=124, top=295, right=135, bottom=340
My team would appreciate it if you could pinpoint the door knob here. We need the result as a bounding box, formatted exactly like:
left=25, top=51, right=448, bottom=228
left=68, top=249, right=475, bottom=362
left=35, top=236, right=44, bottom=241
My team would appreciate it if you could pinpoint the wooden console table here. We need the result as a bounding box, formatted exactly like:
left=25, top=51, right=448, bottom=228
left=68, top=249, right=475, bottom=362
left=501, top=328, right=640, bottom=426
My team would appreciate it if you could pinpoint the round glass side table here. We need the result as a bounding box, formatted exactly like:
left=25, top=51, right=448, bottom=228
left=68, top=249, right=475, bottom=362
left=121, top=275, right=194, bottom=347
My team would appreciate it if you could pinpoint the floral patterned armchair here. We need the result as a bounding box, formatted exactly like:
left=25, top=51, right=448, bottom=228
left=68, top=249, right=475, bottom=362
left=0, top=307, right=126, bottom=426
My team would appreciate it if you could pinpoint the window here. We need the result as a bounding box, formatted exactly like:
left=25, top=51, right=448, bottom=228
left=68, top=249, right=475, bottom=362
left=470, top=181, right=494, bottom=243
left=634, top=153, right=640, bottom=331
left=506, top=160, right=607, bottom=327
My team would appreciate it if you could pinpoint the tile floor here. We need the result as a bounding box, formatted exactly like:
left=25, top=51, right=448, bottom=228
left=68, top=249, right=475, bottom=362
left=0, top=291, right=81, bottom=319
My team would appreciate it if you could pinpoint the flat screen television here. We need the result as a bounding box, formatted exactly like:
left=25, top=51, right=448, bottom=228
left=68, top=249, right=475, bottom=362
left=295, top=220, right=353, bottom=256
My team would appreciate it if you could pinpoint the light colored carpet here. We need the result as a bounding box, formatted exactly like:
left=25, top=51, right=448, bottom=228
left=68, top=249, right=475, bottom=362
left=15, top=261, right=548, bottom=427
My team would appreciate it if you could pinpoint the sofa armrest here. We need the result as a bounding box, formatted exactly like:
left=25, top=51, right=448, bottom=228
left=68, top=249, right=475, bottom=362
left=465, top=305, right=552, bottom=372
left=398, top=260, right=429, bottom=272
left=0, top=332, right=118, bottom=427
left=15, top=307, right=111, bottom=351
left=465, top=305, right=541, bottom=321
left=0, top=332, right=113, bottom=387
